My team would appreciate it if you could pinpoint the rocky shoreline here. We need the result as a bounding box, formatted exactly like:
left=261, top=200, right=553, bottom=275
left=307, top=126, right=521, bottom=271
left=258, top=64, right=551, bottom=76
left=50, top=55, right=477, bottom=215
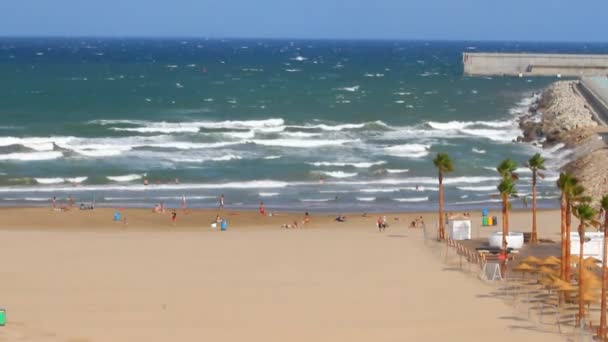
left=518, top=80, right=608, bottom=204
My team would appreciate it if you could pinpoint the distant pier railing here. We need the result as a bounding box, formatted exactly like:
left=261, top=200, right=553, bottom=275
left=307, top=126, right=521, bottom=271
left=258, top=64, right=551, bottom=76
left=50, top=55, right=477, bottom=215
left=463, top=53, right=608, bottom=77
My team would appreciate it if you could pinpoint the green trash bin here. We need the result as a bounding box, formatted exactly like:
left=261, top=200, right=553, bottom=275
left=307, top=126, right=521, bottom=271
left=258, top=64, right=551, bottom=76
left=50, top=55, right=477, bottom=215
left=0, top=308, right=6, bottom=326
left=482, top=216, right=488, bottom=227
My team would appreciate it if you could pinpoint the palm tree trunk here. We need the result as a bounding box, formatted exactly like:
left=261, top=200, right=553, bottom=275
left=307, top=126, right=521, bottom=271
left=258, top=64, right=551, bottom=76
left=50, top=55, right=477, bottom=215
left=560, top=193, right=567, bottom=281
left=599, top=212, right=608, bottom=340
left=438, top=170, right=444, bottom=241
left=577, top=224, right=585, bottom=327
left=566, top=201, right=572, bottom=281
left=502, top=192, right=508, bottom=250
left=531, top=171, right=538, bottom=244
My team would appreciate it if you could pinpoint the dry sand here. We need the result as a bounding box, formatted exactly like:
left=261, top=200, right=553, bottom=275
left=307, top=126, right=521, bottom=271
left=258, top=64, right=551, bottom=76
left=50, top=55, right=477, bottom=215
left=0, top=207, right=565, bottom=341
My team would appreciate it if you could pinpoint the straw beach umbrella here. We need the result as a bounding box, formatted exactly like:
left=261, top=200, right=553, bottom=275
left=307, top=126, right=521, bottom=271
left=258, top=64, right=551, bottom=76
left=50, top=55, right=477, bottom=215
left=521, top=255, right=542, bottom=265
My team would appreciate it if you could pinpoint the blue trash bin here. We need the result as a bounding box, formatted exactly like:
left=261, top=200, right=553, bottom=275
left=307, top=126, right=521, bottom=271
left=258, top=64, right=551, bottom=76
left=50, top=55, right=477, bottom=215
left=482, top=208, right=488, bottom=217
left=114, top=212, right=121, bottom=221
left=220, top=219, right=227, bottom=231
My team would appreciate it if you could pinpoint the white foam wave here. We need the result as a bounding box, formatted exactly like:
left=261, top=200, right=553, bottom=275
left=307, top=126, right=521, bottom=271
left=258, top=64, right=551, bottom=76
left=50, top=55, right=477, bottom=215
left=0, top=180, right=289, bottom=193
left=35, top=178, right=65, bottom=185
left=393, top=197, right=429, bottom=203
left=356, top=197, right=376, bottom=202
left=386, top=169, right=409, bottom=174
left=65, top=177, right=88, bottom=183
left=308, top=161, right=386, bottom=168
left=259, top=192, right=279, bottom=197
left=300, top=198, right=332, bottom=202
left=472, top=148, right=486, bottom=154
left=320, top=171, right=358, bottom=178
left=249, top=139, right=355, bottom=148
left=338, top=85, right=360, bottom=92
left=211, top=155, right=242, bottom=161
left=383, top=144, right=430, bottom=158
left=457, top=186, right=497, bottom=191
left=264, top=155, right=282, bottom=160
left=0, top=151, right=63, bottom=161
left=360, top=188, right=400, bottom=193
left=107, top=174, right=143, bottom=182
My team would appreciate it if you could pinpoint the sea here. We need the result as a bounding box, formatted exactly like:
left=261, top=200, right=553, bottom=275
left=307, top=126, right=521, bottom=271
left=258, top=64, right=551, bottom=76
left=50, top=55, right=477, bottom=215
left=1, top=38, right=608, bottom=212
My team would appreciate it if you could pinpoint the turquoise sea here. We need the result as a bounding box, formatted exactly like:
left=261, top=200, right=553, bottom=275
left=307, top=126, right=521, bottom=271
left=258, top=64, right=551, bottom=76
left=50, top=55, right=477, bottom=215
left=1, top=38, right=607, bottom=211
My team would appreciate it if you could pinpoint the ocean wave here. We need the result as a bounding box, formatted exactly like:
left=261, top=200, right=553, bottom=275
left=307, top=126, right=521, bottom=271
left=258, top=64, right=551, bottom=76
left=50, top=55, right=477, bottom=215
left=35, top=178, right=66, bottom=185
left=472, top=148, right=486, bottom=154
left=356, top=197, right=376, bottom=202
left=264, top=155, right=282, bottom=160
left=427, top=120, right=514, bottom=130
left=259, top=192, right=279, bottom=197
left=383, top=144, right=430, bottom=158
left=319, top=171, right=358, bottom=178
left=386, top=169, right=409, bottom=173
left=280, top=132, right=322, bottom=138
left=0, top=151, right=63, bottom=161
left=107, top=174, right=143, bottom=182
left=0, top=136, right=73, bottom=151
left=337, top=85, right=360, bottom=92
left=211, top=155, right=242, bottom=161
left=360, top=188, right=400, bottom=193
left=308, top=161, right=386, bottom=168
left=249, top=139, right=356, bottom=148
left=0, top=180, right=290, bottom=193
left=457, top=186, right=497, bottom=191
left=300, top=198, right=332, bottom=202
left=393, top=197, right=429, bottom=202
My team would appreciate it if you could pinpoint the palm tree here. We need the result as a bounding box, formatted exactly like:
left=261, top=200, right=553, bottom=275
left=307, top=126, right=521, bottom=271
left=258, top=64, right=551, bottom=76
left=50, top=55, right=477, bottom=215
left=557, top=172, right=582, bottom=282
left=497, top=178, right=517, bottom=250
left=574, top=202, right=596, bottom=327
left=496, top=159, right=518, bottom=250
left=598, top=195, right=608, bottom=339
left=433, top=153, right=454, bottom=241
left=527, top=153, right=545, bottom=244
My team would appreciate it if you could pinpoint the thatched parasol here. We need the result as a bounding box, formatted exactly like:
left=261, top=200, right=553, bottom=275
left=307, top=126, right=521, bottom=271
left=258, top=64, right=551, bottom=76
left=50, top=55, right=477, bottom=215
left=514, top=262, right=534, bottom=272
left=521, top=255, right=542, bottom=264
left=537, top=266, right=558, bottom=275
left=540, top=256, right=561, bottom=267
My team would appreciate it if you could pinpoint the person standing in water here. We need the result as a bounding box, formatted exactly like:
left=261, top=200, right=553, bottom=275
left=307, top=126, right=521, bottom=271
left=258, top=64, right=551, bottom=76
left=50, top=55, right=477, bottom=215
left=219, top=194, right=225, bottom=210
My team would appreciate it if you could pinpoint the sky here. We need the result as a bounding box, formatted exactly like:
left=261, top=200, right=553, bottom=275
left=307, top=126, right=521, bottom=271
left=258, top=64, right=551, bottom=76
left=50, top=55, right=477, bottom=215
left=1, top=0, right=607, bottom=42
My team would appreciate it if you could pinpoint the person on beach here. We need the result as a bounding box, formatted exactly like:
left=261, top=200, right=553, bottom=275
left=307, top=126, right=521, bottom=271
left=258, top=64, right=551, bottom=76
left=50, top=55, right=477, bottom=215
left=219, top=194, right=225, bottom=210
left=182, top=194, right=188, bottom=213
left=302, top=212, right=310, bottom=226
left=171, top=210, right=177, bottom=226
left=69, top=195, right=74, bottom=208
left=52, top=196, right=56, bottom=210
left=259, top=202, right=265, bottom=216
left=377, top=216, right=384, bottom=232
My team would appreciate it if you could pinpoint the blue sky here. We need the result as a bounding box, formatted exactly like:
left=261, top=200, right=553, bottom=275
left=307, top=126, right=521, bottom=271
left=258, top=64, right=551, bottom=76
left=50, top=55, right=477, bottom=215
left=1, top=0, right=607, bottom=42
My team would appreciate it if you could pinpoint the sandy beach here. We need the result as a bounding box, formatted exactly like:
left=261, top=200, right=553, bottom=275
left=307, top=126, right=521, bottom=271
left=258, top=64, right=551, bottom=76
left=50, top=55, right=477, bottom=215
left=0, top=207, right=565, bottom=341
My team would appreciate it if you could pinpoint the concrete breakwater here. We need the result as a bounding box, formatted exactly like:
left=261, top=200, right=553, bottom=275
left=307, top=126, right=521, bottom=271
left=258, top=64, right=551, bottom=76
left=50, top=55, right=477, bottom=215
left=463, top=53, right=608, bottom=77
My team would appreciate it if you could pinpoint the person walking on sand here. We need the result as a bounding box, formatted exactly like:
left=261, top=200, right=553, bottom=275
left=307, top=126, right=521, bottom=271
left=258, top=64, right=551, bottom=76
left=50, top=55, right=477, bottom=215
left=69, top=194, right=74, bottom=208
left=219, top=194, right=225, bottom=210
left=259, top=201, right=265, bottom=216
left=377, top=216, right=383, bottom=232
left=171, top=210, right=177, bottom=226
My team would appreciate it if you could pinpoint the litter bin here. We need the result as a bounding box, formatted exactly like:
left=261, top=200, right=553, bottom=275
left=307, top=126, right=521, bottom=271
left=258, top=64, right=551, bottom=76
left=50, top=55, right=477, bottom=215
left=0, top=308, right=6, bottom=326
left=220, top=219, right=227, bottom=231
left=482, top=216, right=488, bottom=226
left=482, top=208, right=489, bottom=217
